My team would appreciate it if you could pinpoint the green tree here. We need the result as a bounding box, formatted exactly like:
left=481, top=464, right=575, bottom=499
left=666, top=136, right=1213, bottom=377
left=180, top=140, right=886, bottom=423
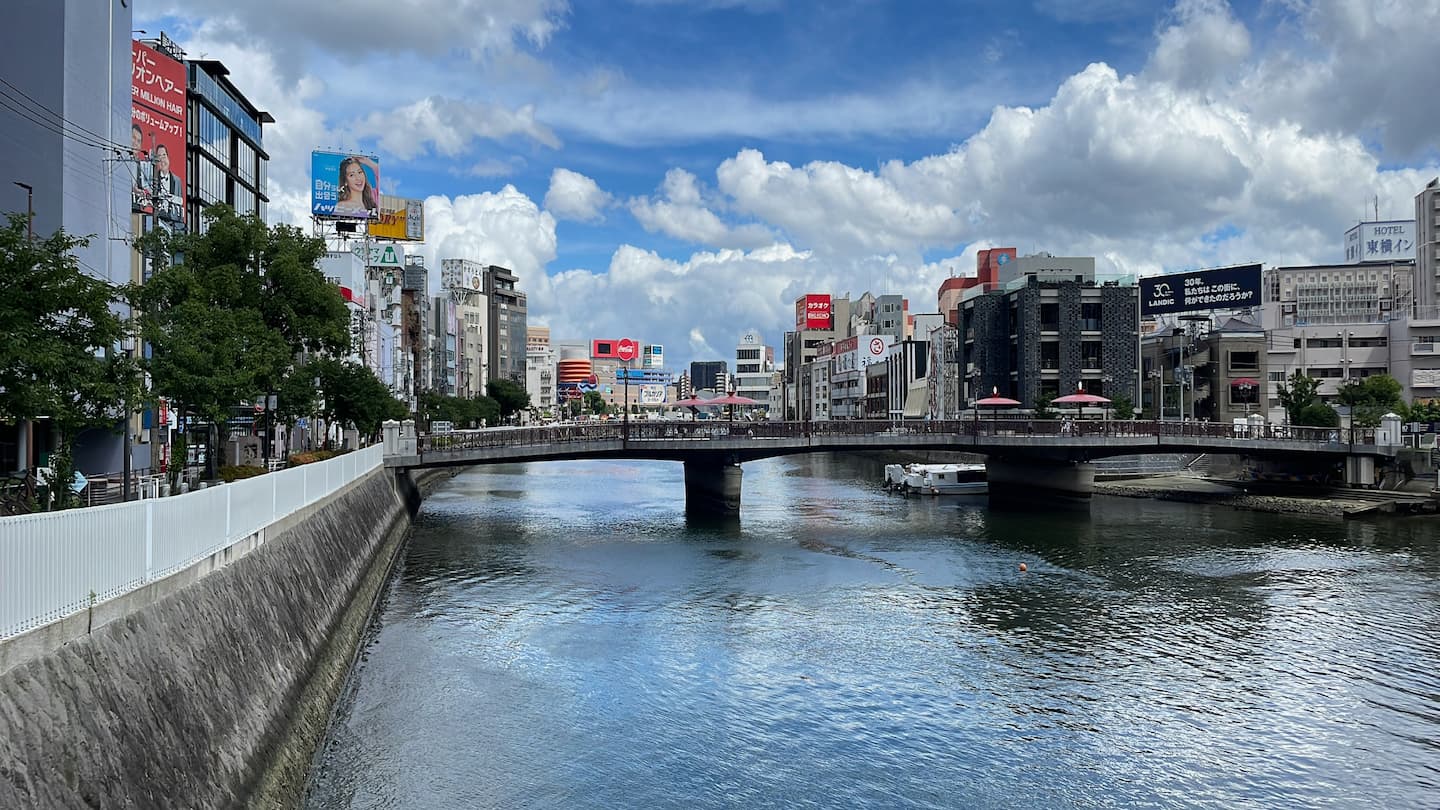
left=275, top=360, right=323, bottom=440
left=0, top=215, right=142, bottom=507
left=1109, top=393, right=1135, bottom=419
left=1297, top=402, right=1341, bottom=428
left=1277, top=370, right=1323, bottom=425
left=583, top=390, right=608, bottom=416
left=314, top=358, right=406, bottom=441
left=1402, top=399, right=1440, bottom=424
left=487, top=378, right=531, bottom=422
left=134, top=206, right=349, bottom=473
left=1033, top=394, right=1055, bottom=420
left=1337, top=374, right=1403, bottom=428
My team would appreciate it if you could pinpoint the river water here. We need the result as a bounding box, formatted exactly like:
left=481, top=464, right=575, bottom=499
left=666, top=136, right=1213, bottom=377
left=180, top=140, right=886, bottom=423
left=304, top=455, right=1440, bottom=809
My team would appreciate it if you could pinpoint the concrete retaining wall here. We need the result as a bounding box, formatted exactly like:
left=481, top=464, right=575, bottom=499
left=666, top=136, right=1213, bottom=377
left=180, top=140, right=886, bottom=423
left=0, top=467, right=447, bottom=808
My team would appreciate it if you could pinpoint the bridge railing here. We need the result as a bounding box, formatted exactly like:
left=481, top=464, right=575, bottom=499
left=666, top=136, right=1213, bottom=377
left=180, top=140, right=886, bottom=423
left=410, top=419, right=1373, bottom=452
left=0, top=444, right=384, bottom=641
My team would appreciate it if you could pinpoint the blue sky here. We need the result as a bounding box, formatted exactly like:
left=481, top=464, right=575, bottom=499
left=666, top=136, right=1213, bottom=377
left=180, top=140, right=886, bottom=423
left=139, top=0, right=1438, bottom=368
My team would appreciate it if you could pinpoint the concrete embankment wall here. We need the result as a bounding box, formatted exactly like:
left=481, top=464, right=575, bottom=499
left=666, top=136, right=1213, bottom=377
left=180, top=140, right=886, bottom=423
left=0, top=467, right=450, bottom=808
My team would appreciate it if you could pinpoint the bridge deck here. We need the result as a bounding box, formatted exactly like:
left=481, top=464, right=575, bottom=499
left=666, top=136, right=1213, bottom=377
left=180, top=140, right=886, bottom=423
left=385, top=419, right=1392, bottom=470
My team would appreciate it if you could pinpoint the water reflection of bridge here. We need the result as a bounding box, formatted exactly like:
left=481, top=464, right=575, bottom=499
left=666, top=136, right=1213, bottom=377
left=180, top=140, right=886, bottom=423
left=383, top=419, right=1397, bottom=514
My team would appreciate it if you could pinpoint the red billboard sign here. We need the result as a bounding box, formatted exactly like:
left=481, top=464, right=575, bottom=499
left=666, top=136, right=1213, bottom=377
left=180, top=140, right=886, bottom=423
left=795, top=294, right=832, bottom=331
left=131, top=41, right=187, bottom=226
left=591, top=338, right=641, bottom=360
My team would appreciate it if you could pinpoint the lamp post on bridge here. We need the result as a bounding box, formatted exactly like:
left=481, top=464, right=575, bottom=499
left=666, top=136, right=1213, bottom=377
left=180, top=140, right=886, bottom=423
left=617, top=338, right=638, bottom=448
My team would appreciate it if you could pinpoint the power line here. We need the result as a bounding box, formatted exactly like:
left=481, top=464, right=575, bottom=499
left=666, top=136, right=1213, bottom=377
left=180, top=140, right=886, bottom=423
left=0, top=77, right=129, bottom=152
left=0, top=93, right=124, bottom=156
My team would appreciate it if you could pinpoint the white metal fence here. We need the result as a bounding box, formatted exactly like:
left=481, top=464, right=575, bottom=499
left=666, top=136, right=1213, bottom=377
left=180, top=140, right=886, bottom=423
left=0, top=444, right=384, bottom=640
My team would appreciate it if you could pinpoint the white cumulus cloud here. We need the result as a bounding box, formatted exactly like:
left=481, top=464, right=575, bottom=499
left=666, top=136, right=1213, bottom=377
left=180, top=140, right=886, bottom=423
left=544, top=168, right=612, bottom=222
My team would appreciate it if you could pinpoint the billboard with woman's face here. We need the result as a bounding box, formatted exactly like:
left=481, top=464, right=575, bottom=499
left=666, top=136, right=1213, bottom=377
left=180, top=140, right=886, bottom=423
left=312, top=151, right=381, bottom=219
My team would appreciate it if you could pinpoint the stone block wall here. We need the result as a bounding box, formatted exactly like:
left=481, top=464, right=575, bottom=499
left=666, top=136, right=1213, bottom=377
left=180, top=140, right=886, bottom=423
left=0, top=468, right=432, bottom=808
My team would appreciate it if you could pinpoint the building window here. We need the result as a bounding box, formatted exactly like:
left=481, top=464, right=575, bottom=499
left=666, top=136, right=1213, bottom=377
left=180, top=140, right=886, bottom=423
left=1080, top=341, right=1102, bottom=369
left=1228, top=351, right=1259, bottom=371
left=1040, top=303, right=1059, bottom=330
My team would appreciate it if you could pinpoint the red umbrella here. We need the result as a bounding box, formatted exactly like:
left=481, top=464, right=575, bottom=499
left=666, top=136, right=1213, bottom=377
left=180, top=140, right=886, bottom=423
left=974, top=389, right=1022, bottom=431
left=709, top=392, right=762, bottom=421
left=1052, top=387, right=1111, bottom=421
left=708, top=393, right=763, bottom=406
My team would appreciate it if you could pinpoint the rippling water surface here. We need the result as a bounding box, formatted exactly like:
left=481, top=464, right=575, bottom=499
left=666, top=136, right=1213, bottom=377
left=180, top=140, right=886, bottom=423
left=305, top=455, right=1440, bottom=809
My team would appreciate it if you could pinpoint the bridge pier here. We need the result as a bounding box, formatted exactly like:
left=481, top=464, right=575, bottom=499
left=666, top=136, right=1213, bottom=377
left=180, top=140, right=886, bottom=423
left=684, top=460, right=743, bottom=516
left=986, top=457, right=1096, bottom=507
left=1344, top=455, right=1376, bottom=488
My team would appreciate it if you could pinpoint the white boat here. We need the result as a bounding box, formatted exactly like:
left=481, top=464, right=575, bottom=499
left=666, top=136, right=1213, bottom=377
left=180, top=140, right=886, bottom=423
left=919, top=463, right=987, bottom=495
left=884, top=463, right=987, bottom=495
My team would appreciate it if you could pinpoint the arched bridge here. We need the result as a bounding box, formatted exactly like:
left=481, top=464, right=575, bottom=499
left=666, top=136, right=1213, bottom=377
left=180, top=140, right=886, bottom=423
left=383, top=419, right=1397, bottom=513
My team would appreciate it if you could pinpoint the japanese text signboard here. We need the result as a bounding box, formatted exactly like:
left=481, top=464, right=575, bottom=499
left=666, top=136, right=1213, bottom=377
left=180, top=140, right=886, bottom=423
left=130, top=40, right=186, bottom=225
left=1140, top=264, right=1262, bottom=317
left=795, top=293, right=832, bottom=330
left=1344, top=221, right=1415, bottom=264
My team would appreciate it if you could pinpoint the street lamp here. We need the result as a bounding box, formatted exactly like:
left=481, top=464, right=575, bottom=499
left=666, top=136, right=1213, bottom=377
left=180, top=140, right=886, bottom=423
left=1237, top=380, right=1255, bottom=417
left=1148, top=368, right=1164, bottom=421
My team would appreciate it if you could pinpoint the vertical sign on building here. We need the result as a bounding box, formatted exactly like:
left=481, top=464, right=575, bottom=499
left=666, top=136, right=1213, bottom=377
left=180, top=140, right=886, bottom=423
left=130, top=40, right=187, bottom=226
left=796, top=294, right=832, bottom=330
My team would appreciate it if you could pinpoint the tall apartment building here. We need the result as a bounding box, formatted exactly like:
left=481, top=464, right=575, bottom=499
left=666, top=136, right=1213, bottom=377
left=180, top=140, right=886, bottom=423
left=1265, top=262, right=1413, bottom=327
left=456, top=296, right=488, bottom=399
left=955, top=268, right=1138, bottom=408
left=782, top=294, right=854, bottom=419
left=525, top=343, right=555, bottom=417
left=524, top=326, right=553, bottom=412
left=1417, top=179, right=1440, bottom=313
left=484, top=264, right=528, bottom=384
left=733, top=331, right=774, bottom=404
left=431, top=297, right=459, bottom=395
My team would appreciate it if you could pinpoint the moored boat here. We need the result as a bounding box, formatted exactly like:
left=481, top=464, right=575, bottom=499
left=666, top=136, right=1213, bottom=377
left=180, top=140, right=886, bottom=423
left=884, top=462, right=987, bottom=495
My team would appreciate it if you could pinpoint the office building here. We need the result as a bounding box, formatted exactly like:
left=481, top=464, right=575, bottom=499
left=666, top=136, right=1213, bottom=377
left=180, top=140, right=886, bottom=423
left=484, top=264, right=527, bottom=384
left=689, top=361, right=729, bottom=394
left=0, top=2, right=134, bottom=474
left=185, top=57, right=272, bottom=229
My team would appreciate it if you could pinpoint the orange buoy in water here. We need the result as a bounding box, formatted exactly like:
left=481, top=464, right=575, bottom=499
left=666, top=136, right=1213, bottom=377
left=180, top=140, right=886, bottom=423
left=1018, top=563, right=1028, bottom=572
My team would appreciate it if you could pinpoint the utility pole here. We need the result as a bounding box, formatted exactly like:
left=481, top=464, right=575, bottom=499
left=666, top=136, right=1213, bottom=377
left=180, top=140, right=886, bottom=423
left=13, top=182, right=34, bottom=478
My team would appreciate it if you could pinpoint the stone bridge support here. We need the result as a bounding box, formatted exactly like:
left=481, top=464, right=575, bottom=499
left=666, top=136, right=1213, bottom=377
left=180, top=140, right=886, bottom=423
left=1344, top=455, right=1376, bottom=487
left=986, top=456, right=1096, bottom=507
left=684, top=460, right=743, bottom=515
